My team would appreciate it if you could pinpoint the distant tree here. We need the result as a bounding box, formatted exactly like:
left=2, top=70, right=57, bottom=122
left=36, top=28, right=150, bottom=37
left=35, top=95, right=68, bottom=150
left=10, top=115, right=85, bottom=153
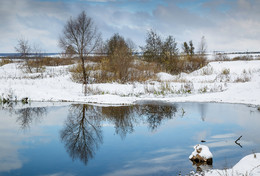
left=59, top=11, right=101, bottom=95
left=106, top=33, right=128, bottom=55
left=64, top=45, right=77, bottom=58
left=15, top=38, right=31, bottom=57
left=141, top=29, right=162, bottom=62
left=198, top=36, right=207, bottom=56
left=105, top=33, right=133, bottom=83
left=161, top=36, right=179, bottom=73
left=15, top=37, right=32, bottom=73
left=189, top=40, right=195, bottom=56
left=182, top=40, right=194, bottom=57
left=162, top=36, right=178, bottom=57
left=182, top=42, right=189, bottom=56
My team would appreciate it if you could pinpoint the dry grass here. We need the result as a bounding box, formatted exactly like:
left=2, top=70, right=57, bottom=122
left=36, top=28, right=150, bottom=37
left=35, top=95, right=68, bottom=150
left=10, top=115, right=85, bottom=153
left=232, top=55, right=254, bottom=61
left=0, top=58, right=13, bottom=66
left=69, top=54, right=208, bottom=84
left=167, top=55, right=207, bottom=74
left=69, top=57, right=163, bottom=84
left=19, top=57, right=75, bottom=73
left=221, top=68, right=230, bottom=75
left=129, top=60, right=161, bottom=82
left=36, top=57, right=75, bottom=67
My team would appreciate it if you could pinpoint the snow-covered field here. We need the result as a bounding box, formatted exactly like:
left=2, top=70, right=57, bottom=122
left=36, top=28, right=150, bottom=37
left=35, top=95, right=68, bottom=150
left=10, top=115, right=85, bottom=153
left=1, top=60, right=260, bottom=107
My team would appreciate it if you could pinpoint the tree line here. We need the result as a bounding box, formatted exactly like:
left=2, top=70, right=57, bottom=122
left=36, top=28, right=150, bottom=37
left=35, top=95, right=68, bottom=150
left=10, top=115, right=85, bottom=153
left=15, top=11, right=208, bottom=94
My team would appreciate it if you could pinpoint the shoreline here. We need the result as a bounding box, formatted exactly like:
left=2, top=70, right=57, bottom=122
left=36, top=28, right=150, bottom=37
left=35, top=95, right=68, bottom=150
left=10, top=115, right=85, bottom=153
left=1, top=95, right=259, bottom=108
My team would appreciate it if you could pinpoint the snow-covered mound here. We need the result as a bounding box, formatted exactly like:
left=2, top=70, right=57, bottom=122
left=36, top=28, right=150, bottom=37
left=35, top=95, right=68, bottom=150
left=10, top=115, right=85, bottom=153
left=189, top=144, right=213, bottom=163
left=0, top=60, right=260, bottom=105
left=205, top=153, right=260, bottom=176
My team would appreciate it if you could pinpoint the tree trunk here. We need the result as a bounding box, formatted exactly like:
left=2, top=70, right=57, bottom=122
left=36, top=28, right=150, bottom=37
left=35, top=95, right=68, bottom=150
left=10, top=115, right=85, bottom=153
left=80, top=55, right=87, bottom=95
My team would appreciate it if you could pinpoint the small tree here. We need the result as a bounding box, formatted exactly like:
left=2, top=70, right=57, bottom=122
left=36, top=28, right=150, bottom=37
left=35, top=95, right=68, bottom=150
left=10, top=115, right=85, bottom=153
left=182, top=42, right=190, bottom=56
left=15, top=38, right=32, bottom=73
left=141, top=29, right=162, bottom=62
left=32, top=44, right=45, bottom=73
left=182, top=40, right=194, bottom=57
left=161, top=36, right=179, bottom=73
left=105, top=33, right=133, bottom=83
left=162, top=36, right=178, bottom=57
left=189, top=40, right=195, bottom=56
left=59, top=11, right=101, bottom=94
left=198, top=36, right=207, bottom=56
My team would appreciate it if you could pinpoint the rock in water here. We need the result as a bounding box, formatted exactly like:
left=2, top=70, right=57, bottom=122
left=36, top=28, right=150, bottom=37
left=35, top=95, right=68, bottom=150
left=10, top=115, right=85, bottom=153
left=189, top=144, right=213, bottom=165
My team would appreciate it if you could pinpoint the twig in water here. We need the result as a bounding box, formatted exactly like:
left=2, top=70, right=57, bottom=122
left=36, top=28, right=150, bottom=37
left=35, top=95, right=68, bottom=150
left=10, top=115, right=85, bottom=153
left=235, top=135, right=243, bottom=148
left=181, top=108, right=185, bottom=117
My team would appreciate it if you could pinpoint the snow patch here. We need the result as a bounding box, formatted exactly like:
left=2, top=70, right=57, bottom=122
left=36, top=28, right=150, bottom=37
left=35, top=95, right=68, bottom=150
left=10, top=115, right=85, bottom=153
left=189, top=144, right=213, bottom=160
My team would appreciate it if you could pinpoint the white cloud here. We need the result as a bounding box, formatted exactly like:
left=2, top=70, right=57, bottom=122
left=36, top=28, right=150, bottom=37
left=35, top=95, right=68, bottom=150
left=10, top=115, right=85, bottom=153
left=0, top=0, right=260, bottom=53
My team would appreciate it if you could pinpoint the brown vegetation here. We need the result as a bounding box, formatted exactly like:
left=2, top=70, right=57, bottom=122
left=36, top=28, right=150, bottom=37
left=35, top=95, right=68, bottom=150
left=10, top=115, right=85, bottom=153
left=69, top=57, right=161, bottom=83
left=0, top=58, right=13, bottom=66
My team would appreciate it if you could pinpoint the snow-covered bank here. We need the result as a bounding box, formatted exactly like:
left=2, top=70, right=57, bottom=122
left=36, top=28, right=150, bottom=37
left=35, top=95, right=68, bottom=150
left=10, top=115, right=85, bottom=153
left=0, top=60, right=260, bottom=106
left=204, top=153, right=260, bottom=176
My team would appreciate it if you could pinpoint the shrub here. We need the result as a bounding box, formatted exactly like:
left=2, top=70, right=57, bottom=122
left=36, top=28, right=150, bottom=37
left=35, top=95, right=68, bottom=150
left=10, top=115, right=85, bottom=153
left=232, top=55, right=253, bottom=61
left=221, top=68, right=230, bottom=75
left=104, top=33, right=134, bottom=83
left=69, top=62, right=98, bottom=83
left=234, top=74, right=251, bottom=82
left=173, top=55, right=207, bottom=74
left=40, top=57, right=75, bottom=66
left=20, top=57, right=75, bottom=73
left=214, top=53, right=230, bottom=61
left=0, top=59, right=13, bottom=66
left=129, top=60, right=160, bottom=82
left=180, top=82, right=194, bottom=94
left=201, top=65, right=214, bottom=75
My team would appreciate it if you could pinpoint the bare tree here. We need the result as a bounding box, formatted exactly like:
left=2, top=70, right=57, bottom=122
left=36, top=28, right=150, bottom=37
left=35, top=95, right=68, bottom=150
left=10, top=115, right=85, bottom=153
left=59, top=11, right=101, bottom=95
left=32, top=43, right=45, bottom=73
left=15, top=37, right=32, bottom=73
left=198, top=36, right=207, bottom=56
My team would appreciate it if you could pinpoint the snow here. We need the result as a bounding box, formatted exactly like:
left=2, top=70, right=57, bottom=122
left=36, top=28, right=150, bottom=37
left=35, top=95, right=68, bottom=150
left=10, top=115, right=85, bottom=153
left=1, top=60, right=260, bottom=106
left=205, top=153, right=260, bottom=176
left=157, top=72, right=175, bottom=81
left=189, top=144, right=213, bottom=160
left=188, top=145, right=260, bottom=176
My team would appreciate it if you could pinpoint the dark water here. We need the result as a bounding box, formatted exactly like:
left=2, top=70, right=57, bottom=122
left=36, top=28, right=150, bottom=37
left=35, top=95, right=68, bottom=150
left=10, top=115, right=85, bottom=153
left=0, top=53, right=59, bottom=58
left=0, top=101, right=259, bottom=176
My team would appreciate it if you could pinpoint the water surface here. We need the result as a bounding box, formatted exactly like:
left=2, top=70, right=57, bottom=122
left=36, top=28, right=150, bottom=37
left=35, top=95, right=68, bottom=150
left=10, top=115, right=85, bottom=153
left=0, top=101, right=259, bottom=176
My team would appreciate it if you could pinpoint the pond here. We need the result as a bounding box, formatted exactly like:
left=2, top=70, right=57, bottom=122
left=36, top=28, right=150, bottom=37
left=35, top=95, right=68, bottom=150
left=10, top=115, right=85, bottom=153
left=0, top=101, right=259, bottom=176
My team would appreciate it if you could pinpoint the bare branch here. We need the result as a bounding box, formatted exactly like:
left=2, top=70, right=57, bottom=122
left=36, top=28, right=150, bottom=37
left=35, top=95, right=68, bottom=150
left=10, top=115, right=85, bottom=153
left=59, top=11, right=102, bottom=92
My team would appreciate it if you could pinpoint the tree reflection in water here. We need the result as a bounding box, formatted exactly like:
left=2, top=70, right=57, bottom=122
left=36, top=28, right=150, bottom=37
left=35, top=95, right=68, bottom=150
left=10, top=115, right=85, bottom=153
left=16, top=107, right=47, bottom=130
left=102, top=106, right=136, bottom=139
left=60, top=102, right=178, bottom=165
left=1, top=102, right=179, bottom=166
left=135, top=102, right=178, bottom=131
left=60, top=104, right=103, bottom=165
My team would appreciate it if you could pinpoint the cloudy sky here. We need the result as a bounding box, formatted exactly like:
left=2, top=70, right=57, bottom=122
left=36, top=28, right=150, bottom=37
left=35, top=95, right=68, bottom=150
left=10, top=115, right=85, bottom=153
left=0, top=0, right=259, bottom=53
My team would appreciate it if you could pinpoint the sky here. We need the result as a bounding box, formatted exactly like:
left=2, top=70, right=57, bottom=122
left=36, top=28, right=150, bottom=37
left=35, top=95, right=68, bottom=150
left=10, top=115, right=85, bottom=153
left=0, top=0, right=259, bottom=53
